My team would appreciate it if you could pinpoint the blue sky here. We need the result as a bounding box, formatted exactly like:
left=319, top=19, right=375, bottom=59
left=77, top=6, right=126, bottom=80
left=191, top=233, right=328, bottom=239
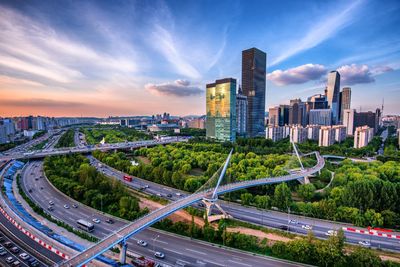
left=0, top=0, right=399, bottom=117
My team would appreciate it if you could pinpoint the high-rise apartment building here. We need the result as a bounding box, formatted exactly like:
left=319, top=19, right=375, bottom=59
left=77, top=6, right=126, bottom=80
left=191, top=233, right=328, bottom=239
left=279, top=104, right=290, bottom=126
left=266, top=126, right=284, bottom=142
left=306, top=125, right=321, bottom=141
left=319, top=126, right=335, bottom=147
left=354, top=126, right=374, bottom=148
left=339, top=87, right=351, bottom=123
left=268, top=106, right=280, bottom=126
left=236, top=86, right=248, bottom=136
left=326, top=71, right=341, bottom=125
left=309, top=109, right=332, bottom=126
left=242, top=48, right=266, bottom=137
left=342, top=108, right=380, bottom=135
left=289, top=125, right=307, bottom=144
left=206, top=78, right=237, bottom=142
left=333, top=125, right=347, bottom=143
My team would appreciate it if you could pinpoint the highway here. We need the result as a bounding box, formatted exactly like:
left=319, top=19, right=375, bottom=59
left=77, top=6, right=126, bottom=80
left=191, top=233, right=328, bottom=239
left=89, top=155, right=400, bottom=252
left=21, top=161, right=303, bottom=267
left=0, top=138, right=189, bottom=161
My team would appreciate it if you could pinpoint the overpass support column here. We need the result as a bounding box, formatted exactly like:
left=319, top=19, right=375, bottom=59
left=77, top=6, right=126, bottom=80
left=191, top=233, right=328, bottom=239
left=118, top=239, right=128, bottom=264
left=297, top=176, right=310, bottom=185
left=202, top=198, right=231, bottom=222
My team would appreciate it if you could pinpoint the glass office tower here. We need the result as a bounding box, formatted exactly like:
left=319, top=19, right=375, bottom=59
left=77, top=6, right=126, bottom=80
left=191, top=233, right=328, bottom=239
left=242, top=48, right=266, bottom=137
left=206, top=78, right=237, bottom=142
left=326, top=71, right=341, bottom=125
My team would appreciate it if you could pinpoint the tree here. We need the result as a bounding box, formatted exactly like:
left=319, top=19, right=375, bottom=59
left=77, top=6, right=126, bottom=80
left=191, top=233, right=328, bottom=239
left=297, top=184, right=316, bottom=202
left=364, top=209, right=384, bottom=227
left=254, top=195, right=271, bottom=210
left=240, top=193, right=253, bottom=206
left=273, top=183, right=292, bottom=210
left=347, top=247, right=381, bottom=267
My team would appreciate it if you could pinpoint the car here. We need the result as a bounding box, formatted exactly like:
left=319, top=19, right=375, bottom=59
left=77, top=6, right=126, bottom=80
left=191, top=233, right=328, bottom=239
left=302, top=225, right=312, bottom=230
left=166, top=194, right=172, bottom=198
left=0, top=250, right=7, bottom=256
left=30, top=260, right=39, bottom=266
left=63, top=204, right=70, bottom=209
left=288, top=219, right=298, bottom=224
left=40, top=186, right=43, bottom=190
left=35, top=178, right=38, bottom=181
left=19, top=253, right=30, bottom=260
left=325, top=230, right=338, bottom=236
left=105, top=218, right=114, bottom=224
left=92, top=218, right=101, bottom=224
left=72, top=204, right=78, bottom=208
left=28, top=189, right=32, bottom=193
left=47, top=206, right=54, bottom=211
left=48, top=200, right=54, bottom=205
left=6, top=256, right=14, bottom=263
left=358, top=240, right=371, bottom=247
left=279, top=225, right=289, bottom=230
left=137, top=240, right=148, bottom=247
left=154, top=252, right=165, bottom=259
left=144, top=185, right=149, bottom=189
left=10, top=246, right=20, bottom=253
left=198, top=203, right=205, bottom=207
left=0, top=236, right=4, bottom=242
left=175, top=192, right=182, bottom=197
left=12, top=260, right=21, bottom=266
left=156, top=193, right=162, bottom=197
left=4, top=242, right=13, bottom=248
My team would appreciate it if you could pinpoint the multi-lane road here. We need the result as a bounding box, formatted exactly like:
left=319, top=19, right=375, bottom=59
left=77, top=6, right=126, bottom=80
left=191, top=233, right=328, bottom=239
left=21, top=161, right=303, bottom=267
left=89, top=156, right=400, bottom=252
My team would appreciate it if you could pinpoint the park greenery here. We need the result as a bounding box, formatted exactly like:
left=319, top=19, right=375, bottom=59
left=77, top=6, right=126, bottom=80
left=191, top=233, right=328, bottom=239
left=92, top=142, right=315, bottom=193
left=0, top=142, right=17, bottom=152
left=55, top=129, right=75, bottom=148
left=81, top=127, right=151, bottom=144
left=43, top=154, right=148, bottom=220
left=154, top=217, right=398, bottom=267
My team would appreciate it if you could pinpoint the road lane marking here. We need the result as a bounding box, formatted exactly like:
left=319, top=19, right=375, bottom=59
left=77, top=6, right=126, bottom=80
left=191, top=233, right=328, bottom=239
left=228, top=260, right=252, bottom=266
left=185, top=248, right=206, bottom=255
left=164, top=248, right=183, bottom=255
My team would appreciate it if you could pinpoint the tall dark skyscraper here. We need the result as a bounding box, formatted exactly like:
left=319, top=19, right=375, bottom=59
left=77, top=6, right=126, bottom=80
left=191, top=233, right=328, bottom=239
left=339, top=87, right=351, bottom=123
left=326, top=71, right=341, bottom=125
left=242, top=48, right=266, bottom=137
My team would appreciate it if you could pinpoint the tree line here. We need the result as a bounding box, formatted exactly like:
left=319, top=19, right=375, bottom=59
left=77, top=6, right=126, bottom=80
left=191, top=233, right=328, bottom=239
left=55, top=129, right=75, bottom=148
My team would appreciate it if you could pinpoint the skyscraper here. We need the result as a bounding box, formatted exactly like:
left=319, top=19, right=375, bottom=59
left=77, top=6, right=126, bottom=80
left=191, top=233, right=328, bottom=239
left=268, top=106, right=280, bottom=126
left=279, top=104, right=290, bottom=126
left=288, top=99, right=306, bottom=126
left=309, top=109, right=332, bottom=126
left=326, top=71, right=341, bottom=125
left=206, top=78, right=237, bottom=142
left=339, top=87, right=351, bottom=123
left=242, top=48, right=266, bottom=137
left=236, top=85, right=248, bottom=136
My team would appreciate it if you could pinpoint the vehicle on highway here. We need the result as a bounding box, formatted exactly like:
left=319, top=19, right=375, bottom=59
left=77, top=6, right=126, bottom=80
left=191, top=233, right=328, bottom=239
left=137, top=240, right=147, bottom=247
left=10, top=246, right=20, bottom=253
left=175, top=192, right=182, bottom=197
left=105, top=218, right=114, bottom=224
left=64, top=204, right=70, bottom=209
left=72, top=204, right=78, bottom=208
left=0, top=250, right=7, bottom=256
left=326, top=230, right=338, bottom=236
left=358, top=240, right=371, bottom=247
left=47, top=206, right=54, bottom=211
left=166, top=194, right=172, bottom=198
left=12, top=260, right=21, bottom=266
left=279, top=225, right=289, bottom=230
left=123, top=175, right=133, bottom=182
left=28, top=258, right=39, bottom=266
left=19, top=253, right=30, bottom=260
left=288, top=219, right=298, bottom=224
left=156, top=193, right=162, bottom=197
left=302, top=225, right=312, bottom=230
left=4, top=242, right=13, bottom=248
left=77, top=219, right=94, bottom=232
left=48, top=200, right=54, bottom=205
left=154, top=252, right=165, bottom=259
left=92, top=218, right=101, bottom=224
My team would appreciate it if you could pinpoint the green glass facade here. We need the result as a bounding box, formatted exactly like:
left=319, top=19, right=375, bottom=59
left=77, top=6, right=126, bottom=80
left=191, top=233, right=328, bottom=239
left=206, top=78, right=236, bottom=142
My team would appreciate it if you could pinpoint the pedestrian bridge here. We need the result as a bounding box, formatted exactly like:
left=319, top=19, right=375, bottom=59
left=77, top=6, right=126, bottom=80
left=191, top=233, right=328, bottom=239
left=60, top=151, right=325, bottom=267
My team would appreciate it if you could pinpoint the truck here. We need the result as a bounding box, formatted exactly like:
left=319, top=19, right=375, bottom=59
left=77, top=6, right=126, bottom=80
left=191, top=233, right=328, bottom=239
left=123, top=175, right=133, bottom=182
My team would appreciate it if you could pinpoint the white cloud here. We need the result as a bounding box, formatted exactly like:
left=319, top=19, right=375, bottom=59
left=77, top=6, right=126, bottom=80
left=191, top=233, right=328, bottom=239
left=145, top=80, right=203, bottom=97
left=271, top=0, right=363, bottom=66
left=267, top=64, right=326, bottom=86
left=337, top=64, right=375, bottom=85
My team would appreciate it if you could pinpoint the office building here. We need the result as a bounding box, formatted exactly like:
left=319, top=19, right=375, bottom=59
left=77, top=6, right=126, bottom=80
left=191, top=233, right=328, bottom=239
left=339, top=87, right=351, bottom=123
left=279, top=104, right=290, bottom=126
left=236, top=86, right=248, bottom=136
left=306, top=125, right=321, bottom=141
left=326, top=71, right=341, bottom=125
left=242, top=48, right=266, bottom=137
left=187, top=117, right=205, bottom=129
left=306, top=94, right=328, bottom=111
left=289, top=99, right=307, bottom=126
left=333, top=125, right=347, bottom=143
left=309, top=109, right=332, bottom=126
left=343, top=108, right=380, bottom=135
left=268, top=106, right=280, bottom=126
left=206, top=78, right=237, bottom=142
left=354, top=126, right=374, bottom=148
left=290, top=125, right=307, bottom=144
left=319, top=126, right=335, bottom=147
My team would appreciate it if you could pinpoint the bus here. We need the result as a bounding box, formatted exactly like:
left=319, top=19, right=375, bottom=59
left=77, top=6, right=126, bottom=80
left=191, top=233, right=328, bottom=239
left=123, top=175, right=133, bottom=182
left=77, top=219, right=94, bottom=232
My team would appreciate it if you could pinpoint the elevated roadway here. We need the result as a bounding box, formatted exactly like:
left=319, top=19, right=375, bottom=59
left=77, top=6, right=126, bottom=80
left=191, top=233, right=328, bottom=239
left=62, top=152, right=325, bottom=266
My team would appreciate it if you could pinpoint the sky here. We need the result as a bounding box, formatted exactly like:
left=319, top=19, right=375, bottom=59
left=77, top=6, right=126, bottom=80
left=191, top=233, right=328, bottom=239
left=0, top=0, right=399, bottom=117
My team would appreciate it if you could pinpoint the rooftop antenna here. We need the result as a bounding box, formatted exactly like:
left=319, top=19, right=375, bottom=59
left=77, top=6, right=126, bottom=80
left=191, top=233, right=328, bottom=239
left=381, top=98, right=384, bottom=116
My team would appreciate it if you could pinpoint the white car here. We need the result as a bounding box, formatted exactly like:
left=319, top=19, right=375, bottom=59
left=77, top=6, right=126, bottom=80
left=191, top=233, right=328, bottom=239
left=19, top=253, right=30, bottom=260
left=92, top=218, right=101, bottom=224
left=325, top=230, right=338, bottom=236
left=302, top=225, right=312, bottom=230
left=137, top=240, right=147, bottom=247
left=154, top=251, right=165, bottom=259
left=288, top=219, right=298, bottom=224
left=175, top=192, right=182, bottom=197
left=48, top=200, right=54, bottom=205
left=63, top=204, right=70, bottom=209
left=358, top=240, right=371, bottom=247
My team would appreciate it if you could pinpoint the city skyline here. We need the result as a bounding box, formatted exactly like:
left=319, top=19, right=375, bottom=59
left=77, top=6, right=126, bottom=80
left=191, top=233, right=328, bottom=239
left=0, top=0, right=400, bottom=117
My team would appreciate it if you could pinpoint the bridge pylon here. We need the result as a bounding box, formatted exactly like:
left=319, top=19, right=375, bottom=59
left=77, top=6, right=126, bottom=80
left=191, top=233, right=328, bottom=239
left=118, top=239, right=128, bottom=264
